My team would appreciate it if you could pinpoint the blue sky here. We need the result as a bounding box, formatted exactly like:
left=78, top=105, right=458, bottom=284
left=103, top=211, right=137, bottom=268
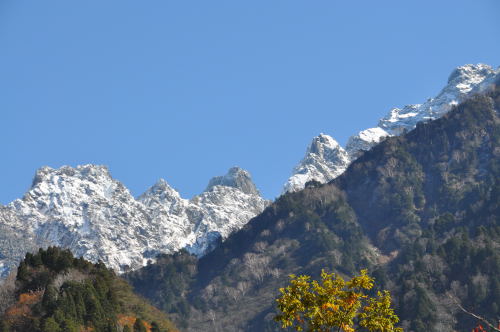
left=1, top=0, right=499, bottom=203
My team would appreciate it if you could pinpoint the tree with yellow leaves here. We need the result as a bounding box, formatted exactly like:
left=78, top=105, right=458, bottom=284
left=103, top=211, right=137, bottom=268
left=274, top=269, right=403, bottom=332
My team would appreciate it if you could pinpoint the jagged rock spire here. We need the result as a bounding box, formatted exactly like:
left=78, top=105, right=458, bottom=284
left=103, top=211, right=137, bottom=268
left=283, top=134, right=350, bottom=193
left=205, top=167, right=260, bottom=196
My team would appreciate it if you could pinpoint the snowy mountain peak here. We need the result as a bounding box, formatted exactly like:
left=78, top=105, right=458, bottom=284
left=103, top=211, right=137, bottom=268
left=152, top=178, right=169, bottom=189
left=283, top=134, right=350, bottom=193
left=377, top=63, right=499, bottom=136
left=308, top=133, right=341, bottom=154
left=138, top=178, right=184, bottom=212
left=17, top=164, right=125, bottom=216
left=447, top=64, right=496, bottom=91
left=0, top=164, right=269, bottom=277
left=284, top=63, right=500, bottom=193
left=205, top=167, right=260, bottom=196
left=139, top=178, right=182, bottom=202
left=31, top=164, right=112, bottom=188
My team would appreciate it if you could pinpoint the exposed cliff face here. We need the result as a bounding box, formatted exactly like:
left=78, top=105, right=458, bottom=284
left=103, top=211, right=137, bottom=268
left=284, top=64, right=500, bottom=193
left=0, top=166, right=268, bottom=276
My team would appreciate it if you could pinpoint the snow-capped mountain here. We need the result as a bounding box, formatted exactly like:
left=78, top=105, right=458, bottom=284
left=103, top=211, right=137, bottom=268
left=139, top=167, right=268, bottom=256
left=284, top=63, right=500, bottom=192
left=0, top=165, right=268, bottom=277
left=1, top=63, right=497, bottom=278
left=283, top=134, right=350, bottom=193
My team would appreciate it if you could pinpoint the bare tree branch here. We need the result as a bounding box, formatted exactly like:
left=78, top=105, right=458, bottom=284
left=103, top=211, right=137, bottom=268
left=448, top=294, right=500, bottom=331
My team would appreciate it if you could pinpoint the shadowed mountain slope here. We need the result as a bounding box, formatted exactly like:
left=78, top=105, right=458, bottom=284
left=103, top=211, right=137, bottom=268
left=127, top=85, right=500, bottom=332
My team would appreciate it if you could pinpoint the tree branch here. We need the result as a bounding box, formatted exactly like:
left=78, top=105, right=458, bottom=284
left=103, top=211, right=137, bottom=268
left=448, top=294, right=500, bottom=331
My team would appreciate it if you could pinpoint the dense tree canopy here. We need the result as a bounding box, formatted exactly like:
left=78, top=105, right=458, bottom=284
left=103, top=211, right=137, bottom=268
left=126, top=86, right=500, bottom=331
left=0, top=247, right=175, bottom=332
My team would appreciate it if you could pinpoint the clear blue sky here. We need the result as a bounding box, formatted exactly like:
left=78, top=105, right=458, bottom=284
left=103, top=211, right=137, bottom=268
left=1, top=0, right=499, bottom=203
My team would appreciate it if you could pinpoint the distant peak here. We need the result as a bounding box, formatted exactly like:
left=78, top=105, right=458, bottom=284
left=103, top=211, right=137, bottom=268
left=138, top=178, right=181, bottom=203
left=315, top=133, right=338, bottom=145
left=145, top=178, right=177, bottom=195
left=152, top=178, right=169, bottom=189
left=31, top=164, right=111, bottom=188
left=307, top=134, right=341, bottom=156
left=447, top=63, right=495, bottom=85
left=205, top=167, right=260, bottom=196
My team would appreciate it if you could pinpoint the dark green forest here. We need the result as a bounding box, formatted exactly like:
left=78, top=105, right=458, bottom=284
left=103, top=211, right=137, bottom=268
left=0, top=247, right=176, bottom=332
left=126, top=85, right=500, bottom=331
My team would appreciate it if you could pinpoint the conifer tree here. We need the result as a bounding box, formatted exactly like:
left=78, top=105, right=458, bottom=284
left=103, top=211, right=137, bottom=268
left=151, top=321, right=161, bottom=332
left=133, top=318, right=147, bottom=332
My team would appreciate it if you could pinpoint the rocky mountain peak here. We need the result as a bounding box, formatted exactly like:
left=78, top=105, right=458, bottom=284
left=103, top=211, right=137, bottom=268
left=282, top=134, right=350, bottom=193
left=307, top=133, right=340, bottom=155
left=19, top=164, right=125, bottom=214
left=447, top=63, right=496, bottom=90
left=0, top=164, right=269, bottom=277
left=138, top=178, right=184, bottom=209
left=205, top=167, right=260, bottom=196
left=30, top=164, right=112, bottom=188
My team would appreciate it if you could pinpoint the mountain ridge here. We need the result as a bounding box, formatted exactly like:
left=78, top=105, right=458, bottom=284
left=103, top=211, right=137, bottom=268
left=284, top=63, right=500, bottom=192
left=126, top=85, right=500, bottom=331
left=0, top=63, right=497, bottom=290
left=0, top=165, right=268, bottom=277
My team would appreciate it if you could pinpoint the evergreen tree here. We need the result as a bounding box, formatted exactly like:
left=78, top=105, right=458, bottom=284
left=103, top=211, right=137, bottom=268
left=151, top=321, right=161, bottom=332
left=133, top=318, right=147, bottom=332
left=42, top=286, right=58, bottom=313
left=42, top=317, right=61, bottom=332
left=0, top=320, right=10, bottom=332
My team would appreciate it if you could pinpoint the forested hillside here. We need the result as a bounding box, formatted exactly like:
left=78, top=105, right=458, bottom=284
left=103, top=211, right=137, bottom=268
left=126, top=84, right=500, bottom=332
left=0, top=247, right=176, bottom=332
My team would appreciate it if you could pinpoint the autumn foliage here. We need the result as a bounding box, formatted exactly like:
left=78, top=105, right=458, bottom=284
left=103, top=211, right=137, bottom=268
left=275, top=269, right=402, bottom=332
left=117, top=314, right=153, bottom=331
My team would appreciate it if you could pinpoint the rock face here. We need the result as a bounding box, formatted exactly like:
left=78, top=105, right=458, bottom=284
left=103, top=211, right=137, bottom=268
left=284, top=63, right=500, bottom=192
left=0, top=165, right=268, bottom=276
left=140, top=167, right=269, bottom=257
left=205, top=167, right=260, bottom=196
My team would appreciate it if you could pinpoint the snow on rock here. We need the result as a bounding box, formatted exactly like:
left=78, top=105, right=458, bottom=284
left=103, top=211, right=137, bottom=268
left=0, top=165, right=268, bottom=277
left=283, top=134, right=350, bottom=193
left=345, top=127, right=390, bottom=159
left=139, top=166, right=269, bottom=257
left=377, top=64, right=499, bottom=136
left=284, top=64, right=500, bottom=193
left=186, top=180, right=269, bottom=255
